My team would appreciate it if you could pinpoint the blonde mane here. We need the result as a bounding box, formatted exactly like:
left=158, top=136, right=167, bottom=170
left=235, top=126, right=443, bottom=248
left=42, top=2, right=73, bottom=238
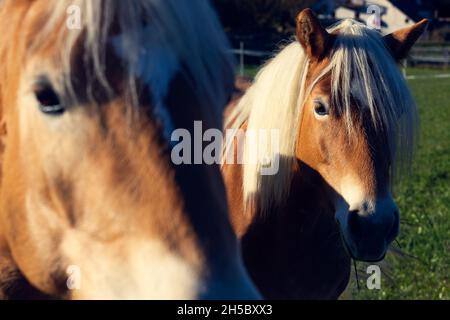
left=225, top=19, right=418, bottom=213
left=29, top=0, right=234, bottom=129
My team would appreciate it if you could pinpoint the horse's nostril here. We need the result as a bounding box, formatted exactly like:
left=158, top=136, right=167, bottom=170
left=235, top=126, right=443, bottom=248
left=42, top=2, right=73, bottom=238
left=347, top=210, right=363, bottom=236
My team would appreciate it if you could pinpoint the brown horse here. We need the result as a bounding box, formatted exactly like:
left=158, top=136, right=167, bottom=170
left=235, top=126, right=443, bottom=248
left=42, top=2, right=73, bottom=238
left=0, top=0, right=260, bottom=299
left=222, top=9, right=427, bottom=299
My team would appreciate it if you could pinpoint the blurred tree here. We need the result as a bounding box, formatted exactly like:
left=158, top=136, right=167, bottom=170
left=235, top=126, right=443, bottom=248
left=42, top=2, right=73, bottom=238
left=213, top=0, right=316, bottom=34
left=434, top=0, right=450, bottom=17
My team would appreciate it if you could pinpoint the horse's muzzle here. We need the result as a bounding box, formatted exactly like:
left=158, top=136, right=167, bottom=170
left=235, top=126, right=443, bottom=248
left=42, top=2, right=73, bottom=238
left=337, top=196, right=400, bottom=262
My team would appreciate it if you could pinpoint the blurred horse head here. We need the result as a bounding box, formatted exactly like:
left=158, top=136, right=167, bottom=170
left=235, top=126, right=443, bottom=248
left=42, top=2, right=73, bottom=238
left=0, top=0, right=259, bottom=299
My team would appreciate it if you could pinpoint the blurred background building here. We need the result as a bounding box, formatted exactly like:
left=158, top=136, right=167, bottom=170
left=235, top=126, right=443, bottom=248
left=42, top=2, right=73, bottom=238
left=213, top=0, right=450, bottom=69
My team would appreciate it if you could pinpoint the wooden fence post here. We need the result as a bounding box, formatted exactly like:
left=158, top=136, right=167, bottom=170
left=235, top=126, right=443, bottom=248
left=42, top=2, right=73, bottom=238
left=239, top=41, right=245, bottom=77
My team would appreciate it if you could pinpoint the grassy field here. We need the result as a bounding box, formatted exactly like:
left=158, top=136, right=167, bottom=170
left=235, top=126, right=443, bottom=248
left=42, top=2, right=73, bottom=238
left=244, top=66, right=450, bottom=300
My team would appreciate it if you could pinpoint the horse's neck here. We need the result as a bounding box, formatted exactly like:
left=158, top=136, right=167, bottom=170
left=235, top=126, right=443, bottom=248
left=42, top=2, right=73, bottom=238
left=286, top=161, right=336, bottom=224
left=231, top=161, right=350, bottom=299
left=253, top=161, right=335, bottom=234
left=224, top=150, right=335, bottom=241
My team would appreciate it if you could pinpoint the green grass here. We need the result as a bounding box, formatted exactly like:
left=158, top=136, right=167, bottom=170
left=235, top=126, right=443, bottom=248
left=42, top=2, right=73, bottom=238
left=242, top=65, right=260, bottom=78
left=243, top=66, right=450, bottom=300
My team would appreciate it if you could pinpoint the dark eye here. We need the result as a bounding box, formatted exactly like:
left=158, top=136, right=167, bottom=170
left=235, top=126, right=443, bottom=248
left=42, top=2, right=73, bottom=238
left=314, top=101, right=329, bottom=117
left=34, top=82, right=64, bottom=115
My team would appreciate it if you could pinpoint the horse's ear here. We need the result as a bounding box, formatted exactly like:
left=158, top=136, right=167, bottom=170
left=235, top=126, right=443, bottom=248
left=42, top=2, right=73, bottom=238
left=384, top=19, right=429, bottom=61
left=296, top=8, right=332, bottom=61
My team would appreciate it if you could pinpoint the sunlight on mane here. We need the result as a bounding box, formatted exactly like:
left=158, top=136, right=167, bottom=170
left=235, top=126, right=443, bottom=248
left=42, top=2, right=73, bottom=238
left=225, top=19, right=418, bottom=213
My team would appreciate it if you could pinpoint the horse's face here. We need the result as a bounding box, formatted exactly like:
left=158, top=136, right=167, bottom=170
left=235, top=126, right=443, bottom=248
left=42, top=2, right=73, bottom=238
left=298, top=67, right=399, bottom=262
left=295, top=10, right=426, bottom=262
left=0, top=0, right=258, bottom=299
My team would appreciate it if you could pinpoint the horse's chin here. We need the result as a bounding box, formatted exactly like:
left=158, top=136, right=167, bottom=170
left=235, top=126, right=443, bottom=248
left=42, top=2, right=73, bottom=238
left=336, top=220, right=388, bottom=263
left=341, top=235, right=387, bottom=263
left=335, top=201, right=399, bottom=263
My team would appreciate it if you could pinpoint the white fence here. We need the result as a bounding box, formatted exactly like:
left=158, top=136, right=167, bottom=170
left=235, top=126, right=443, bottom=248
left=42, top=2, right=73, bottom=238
left=231, top=42, right=272, bottom=76
left=410, top=46, right=450, bottom=66
left=232, top=42, right=450, bottom=77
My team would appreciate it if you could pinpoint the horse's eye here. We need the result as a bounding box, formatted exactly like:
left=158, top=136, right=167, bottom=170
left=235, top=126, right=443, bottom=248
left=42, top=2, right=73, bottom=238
left=34, top=83, right=64, bottom=115
left=314, top=101, right=329, bottom=117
